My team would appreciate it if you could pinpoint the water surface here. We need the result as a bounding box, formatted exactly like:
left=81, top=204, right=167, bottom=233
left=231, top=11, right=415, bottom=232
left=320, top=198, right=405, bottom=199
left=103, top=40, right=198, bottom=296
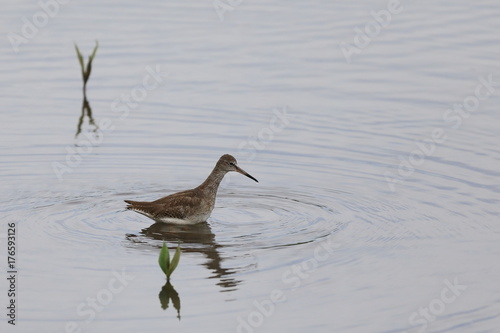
left=1, top=0, right=500, bottom=332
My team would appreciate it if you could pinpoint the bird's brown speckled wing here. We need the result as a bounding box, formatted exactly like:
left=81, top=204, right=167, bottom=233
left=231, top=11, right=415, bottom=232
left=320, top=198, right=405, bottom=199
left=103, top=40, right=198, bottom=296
left=125, top=189, right=204, bottom=220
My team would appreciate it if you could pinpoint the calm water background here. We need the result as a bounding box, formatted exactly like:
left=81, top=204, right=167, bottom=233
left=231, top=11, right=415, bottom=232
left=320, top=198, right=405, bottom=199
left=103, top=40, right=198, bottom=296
left=1, top=0, right=500, bottom=332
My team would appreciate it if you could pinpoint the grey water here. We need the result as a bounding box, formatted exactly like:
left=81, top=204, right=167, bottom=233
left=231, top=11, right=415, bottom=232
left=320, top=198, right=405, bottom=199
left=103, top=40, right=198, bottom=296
left=1, top=0, right=499, bottom=332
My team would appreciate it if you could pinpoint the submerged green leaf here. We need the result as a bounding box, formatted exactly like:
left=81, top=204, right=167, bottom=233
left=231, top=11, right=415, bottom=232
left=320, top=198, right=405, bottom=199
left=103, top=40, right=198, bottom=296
left=85, top=41, right=99, bottom=83
left=89, top=40, right=99, bottom=62
left=74, top=44, right=85, bottom=74
left=75, top=40, right=99, bottom=85
left=158, top=242, right=181, bottom=279
left=158, top=242, right=170, bottom=275
left=167, top=242, right=181, bottom=278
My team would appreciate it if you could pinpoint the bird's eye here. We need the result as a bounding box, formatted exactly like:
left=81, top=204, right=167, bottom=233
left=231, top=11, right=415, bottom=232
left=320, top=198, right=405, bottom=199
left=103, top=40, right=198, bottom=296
left=229, top=162, right=235, bottom=166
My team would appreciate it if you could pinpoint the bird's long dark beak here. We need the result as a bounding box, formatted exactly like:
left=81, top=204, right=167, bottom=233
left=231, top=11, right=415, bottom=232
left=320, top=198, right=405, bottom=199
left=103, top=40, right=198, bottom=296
left=235, top=166, right=258, bottom=183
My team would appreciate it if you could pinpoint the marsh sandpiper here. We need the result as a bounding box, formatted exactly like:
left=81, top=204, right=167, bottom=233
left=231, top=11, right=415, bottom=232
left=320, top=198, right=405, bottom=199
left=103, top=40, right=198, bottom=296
left=125, top=154, right=258, bottom=224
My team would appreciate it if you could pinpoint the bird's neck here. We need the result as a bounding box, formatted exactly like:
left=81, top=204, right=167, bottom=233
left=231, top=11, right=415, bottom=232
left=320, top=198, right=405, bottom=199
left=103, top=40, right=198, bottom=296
left=197, top=167, right=226, bottom=195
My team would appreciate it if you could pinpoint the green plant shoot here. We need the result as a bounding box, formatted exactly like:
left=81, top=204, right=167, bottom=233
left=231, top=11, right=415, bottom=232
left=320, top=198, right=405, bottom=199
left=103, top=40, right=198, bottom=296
left=74, top=40, right=99, bottom=90
left=159, top=242, right=181, bottom=280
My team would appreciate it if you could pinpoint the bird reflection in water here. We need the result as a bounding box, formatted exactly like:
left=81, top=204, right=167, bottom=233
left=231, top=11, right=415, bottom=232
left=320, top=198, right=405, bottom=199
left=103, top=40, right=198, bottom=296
left=130, top=222, right=240, bottom=290
left=126, top=222, right=243, bottom=316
